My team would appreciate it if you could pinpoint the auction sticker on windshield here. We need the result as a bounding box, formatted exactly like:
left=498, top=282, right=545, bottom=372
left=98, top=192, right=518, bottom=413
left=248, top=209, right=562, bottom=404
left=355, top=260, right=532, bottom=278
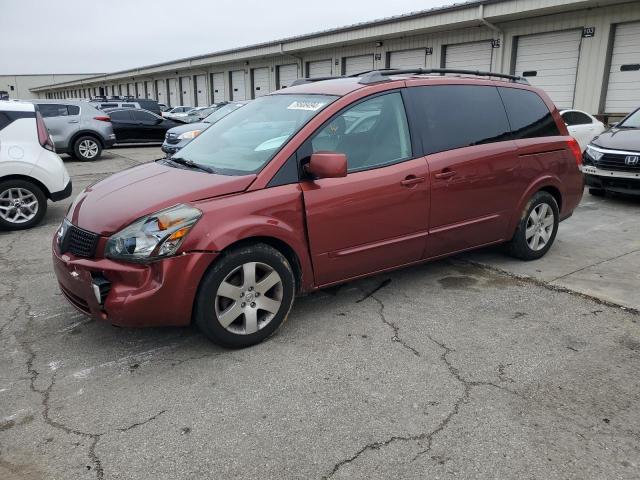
left=287, top=101, right=327, bottom=111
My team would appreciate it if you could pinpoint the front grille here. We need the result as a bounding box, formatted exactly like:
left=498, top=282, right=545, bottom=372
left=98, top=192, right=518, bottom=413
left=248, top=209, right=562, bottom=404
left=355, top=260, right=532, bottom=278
left=60, top=225, right=99, bottom=258
left=594, top=152, right=640, bottom=172
left=165, top=132, right=180, bottom=144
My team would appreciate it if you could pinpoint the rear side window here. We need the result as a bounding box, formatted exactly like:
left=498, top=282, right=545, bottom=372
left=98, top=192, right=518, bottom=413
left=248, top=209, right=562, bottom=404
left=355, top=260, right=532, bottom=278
left=498, top=87, right=561, bottom=139
left=562, top=111, right=592, bottom=126
left=100, top=103, right=118, bottom=109
left=407, top=85, right=511, bottom=155
left=109, top=110, right=132, bottom=121
left=132, top=110, right=157, bottom=121
left=38, top=104, right=69, bottom=118
left=67, top=105, right=80, bottom=115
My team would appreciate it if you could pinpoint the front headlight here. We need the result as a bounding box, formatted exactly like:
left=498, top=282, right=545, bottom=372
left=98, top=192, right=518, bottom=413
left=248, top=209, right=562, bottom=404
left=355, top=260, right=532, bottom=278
left=56, top=218, right=70, bottom=246
left=105, top=204, right=202, bottom=262
left=178, top=130, right=202, bottom=140
left=585, top=145, right=604, bottom=161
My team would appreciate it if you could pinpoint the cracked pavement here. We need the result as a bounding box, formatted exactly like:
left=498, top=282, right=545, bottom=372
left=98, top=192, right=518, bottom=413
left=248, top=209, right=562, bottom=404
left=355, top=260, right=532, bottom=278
left=1, top=147, right=640, bottom=479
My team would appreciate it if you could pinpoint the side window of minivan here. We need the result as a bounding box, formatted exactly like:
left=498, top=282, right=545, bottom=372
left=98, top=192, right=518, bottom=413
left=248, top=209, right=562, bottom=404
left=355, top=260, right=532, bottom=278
left=310, top=92, right=412, bottom=172
left=406, top=85, right=511, bottom=155
left=498, top=87, right=561, bottom=139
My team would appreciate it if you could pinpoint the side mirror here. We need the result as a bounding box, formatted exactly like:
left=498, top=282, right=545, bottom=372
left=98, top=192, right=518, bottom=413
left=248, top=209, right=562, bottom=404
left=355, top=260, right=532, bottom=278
left=305, top=152, right=347, bottom=179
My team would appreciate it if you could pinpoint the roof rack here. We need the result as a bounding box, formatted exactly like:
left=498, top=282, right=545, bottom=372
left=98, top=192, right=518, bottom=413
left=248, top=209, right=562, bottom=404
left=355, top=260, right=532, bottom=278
left=289, top=76, right=344, bottom=86
left=358, top=69, right=529, bottom=85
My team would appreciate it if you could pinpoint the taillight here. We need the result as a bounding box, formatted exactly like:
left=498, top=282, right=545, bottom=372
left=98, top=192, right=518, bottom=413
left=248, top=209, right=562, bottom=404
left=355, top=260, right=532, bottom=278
left=35, top=111, right=55, bottom=151
left=94, top=116, right=111, bottom=122
left=567, top=138, right=582, bottom=167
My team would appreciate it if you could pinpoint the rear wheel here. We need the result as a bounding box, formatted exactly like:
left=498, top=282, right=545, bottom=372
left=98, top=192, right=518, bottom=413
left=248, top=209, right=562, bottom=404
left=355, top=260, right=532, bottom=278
left=73, top=136, right=102, bottom=161
left=0, top=180, right=47, bottom=230
left=194, top=243, right=295, bottom=348
left=507, top=191, right=559, bottom=261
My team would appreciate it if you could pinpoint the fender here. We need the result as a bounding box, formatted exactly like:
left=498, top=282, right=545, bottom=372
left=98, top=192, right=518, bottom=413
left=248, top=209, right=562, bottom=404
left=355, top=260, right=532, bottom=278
left=507, top=174, right=563, bottom=236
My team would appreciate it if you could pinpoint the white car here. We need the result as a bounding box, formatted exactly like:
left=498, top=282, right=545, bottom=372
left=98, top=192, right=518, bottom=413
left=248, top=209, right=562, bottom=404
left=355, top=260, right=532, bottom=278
left=560, top=109, right=606, bottom=152
left=0, top=101, right=72, bottom=230
left=162, top=106, right=194, bottom=120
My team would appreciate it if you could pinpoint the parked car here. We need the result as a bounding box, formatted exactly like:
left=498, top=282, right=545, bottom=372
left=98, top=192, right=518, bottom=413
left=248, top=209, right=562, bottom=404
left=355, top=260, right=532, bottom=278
left=162, top=106, right=194, bottom=119
left=104, top=108, right=183, bottom=143
left=180, top=106, right=220, bottom=123
left=32, top=100, right=115, bottom=161
left=91, top=98, right=162, bottom=116
left=52, top=70, right=583, bottom=348
left=161, top=101, right=248, bottom=155
left=0, top=101, right=71, bottom=229
left=582, top=106, right=640, bottom=196
left=158, top=103, right=169, bottom=112
left=560, top=109, right=605, bottom=151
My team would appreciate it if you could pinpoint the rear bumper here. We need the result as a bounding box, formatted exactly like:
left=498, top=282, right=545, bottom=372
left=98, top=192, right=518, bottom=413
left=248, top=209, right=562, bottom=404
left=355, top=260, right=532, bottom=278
left=52, top=237, right=217, bottom=327
left=50, top=179, right=72, bottom=201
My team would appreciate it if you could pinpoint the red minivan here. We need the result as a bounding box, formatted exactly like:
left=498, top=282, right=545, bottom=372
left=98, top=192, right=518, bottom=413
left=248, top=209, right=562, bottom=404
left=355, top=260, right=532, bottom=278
left=52, top=70, right=584, bottom=348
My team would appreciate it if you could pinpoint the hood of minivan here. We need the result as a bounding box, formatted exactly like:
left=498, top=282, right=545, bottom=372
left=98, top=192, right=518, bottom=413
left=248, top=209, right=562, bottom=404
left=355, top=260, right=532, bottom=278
left=591, top=128, right=640, bottom=152
left=69, top=161, right=255, bottom=235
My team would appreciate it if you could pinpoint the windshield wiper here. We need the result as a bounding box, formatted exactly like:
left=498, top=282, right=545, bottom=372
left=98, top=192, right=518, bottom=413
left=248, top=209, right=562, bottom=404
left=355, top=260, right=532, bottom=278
left=169, top=156, right=216, bottom=174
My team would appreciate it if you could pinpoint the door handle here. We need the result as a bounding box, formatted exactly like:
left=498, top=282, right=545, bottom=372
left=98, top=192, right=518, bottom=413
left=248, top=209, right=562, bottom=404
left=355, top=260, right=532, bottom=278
left=68, top=120, right=79, bottom=124
left=434, top=170, right=456, bottom=179
left=400, top=175, right=425, bottom=186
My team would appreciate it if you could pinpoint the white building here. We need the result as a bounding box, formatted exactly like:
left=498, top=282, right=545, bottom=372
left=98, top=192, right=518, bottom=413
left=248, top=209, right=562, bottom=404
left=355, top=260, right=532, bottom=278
left=31, top=0, right=640, bottom=120
left=0, top=74, right=102, bottom=100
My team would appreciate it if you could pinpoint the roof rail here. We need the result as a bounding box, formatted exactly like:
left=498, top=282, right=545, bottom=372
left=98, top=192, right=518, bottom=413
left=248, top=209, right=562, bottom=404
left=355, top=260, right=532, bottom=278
left=289, top=76, right=344, bottom=86
left=358, top=69, right=529, bottom=85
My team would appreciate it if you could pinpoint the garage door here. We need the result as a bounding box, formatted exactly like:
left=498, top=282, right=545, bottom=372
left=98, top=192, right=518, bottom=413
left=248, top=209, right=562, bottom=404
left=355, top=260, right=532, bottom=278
left=127, top=83, right=135, bottom=96
left=145, top=81, right=154, bottom=99
left=445, top=41, right=493, bottom=71
left=252, top=67, right=270, bottom=98
left=389, top=49, right=426, bottom=69
left=211, top=73, right=225, bottom=103
left=307, top=59, right=332, bottom=78
left=344, top=54, right=374, bottom=75
left=514, top=30, right=582, bottom=109
left=277, top=64, right=298, bottom=89
left=155, top=80, right=165, bottom=102
left=230, top=70, right=246, bottom=101
left=180, top=76, right=193, bottom=106
left=195, top=75, right=207, bottom=106
left=168, top=78, right=178, bottom=107
left=605, top=22, right=640, bottom=114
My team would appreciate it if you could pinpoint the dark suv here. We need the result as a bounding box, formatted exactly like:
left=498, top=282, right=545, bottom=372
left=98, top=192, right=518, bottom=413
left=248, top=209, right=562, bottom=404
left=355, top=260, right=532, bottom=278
left=53, top=69, right=583, bottom=348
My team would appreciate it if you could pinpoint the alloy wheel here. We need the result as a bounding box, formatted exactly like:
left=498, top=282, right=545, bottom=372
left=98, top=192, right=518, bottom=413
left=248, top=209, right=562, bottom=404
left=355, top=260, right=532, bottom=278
left=525, top=203, right=554, bottom=251
left=79, top=139, right=99, bottom=159
left=214, top=262, right=283, bottom=335
left=0, top=188, right=39, bottom=224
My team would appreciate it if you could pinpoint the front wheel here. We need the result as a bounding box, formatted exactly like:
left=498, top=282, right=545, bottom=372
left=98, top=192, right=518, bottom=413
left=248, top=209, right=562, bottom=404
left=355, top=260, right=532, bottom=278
left=0, top=179, right=47, bottom=230
left=194, top=243, right=296, bottom=348
left=507, top=191, right=559, bottom=261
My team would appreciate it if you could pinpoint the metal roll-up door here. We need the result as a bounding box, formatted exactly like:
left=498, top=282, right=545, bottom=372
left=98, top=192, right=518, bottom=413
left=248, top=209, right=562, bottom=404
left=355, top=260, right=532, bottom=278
left=180, top=76, right=193, bottom=106
left=230, top=70, right=246, bottom=101
left=211, top=73, right=225, bottom=103
left=389, top=49, right=426, bottom=69
left=155, top=80, right=165, bottom=102
left=136, top=82, right=144, bottom=98
left=168, top=78, right=178, bottom=106
left=444, top=41, right=493, bottom=71
left=514, top=30, right=582, bottom=109
left=605, top=22, right=640, bottom=114
left=195, top=75, right=207, bottom=106
left=145, top=81, right=154, bottom=99
left=277, top=64, right=298, bottom=89
left=344, top=54, right=374, bottom=75
left=306, top=59, right=332, bottom=78
left=252, top=67, right=270, bottom=98
left=127, top=83, right=135, bottom=96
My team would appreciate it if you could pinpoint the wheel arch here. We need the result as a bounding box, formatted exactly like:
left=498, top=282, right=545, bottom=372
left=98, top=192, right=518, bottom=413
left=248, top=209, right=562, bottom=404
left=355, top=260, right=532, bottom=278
left=508, top=176, right=564, bottom=236
left=0, top=174, right=52, bottom=199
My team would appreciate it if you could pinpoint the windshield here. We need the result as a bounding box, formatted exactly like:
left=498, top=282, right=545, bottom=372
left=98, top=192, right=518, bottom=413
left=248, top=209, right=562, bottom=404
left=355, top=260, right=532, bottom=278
left=203, top=103, right=244, bottom=124
left=619, top=109, right=640, bottom=128
left=175, top=94, right=337, bottom=175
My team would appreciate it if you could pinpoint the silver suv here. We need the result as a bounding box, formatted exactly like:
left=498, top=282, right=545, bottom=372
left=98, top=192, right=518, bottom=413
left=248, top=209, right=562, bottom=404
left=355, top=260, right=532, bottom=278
left=32, top=100, right=116, bottom=161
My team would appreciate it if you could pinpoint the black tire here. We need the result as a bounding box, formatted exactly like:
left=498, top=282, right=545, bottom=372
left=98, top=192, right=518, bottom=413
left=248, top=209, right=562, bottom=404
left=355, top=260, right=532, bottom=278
left=506, top=191, right=559, bottom=261
left=0, top=179, right=47, bottom=230
left=194, top=243, right=296, bottom=348
left=589, top=188, right=606, bottom=197
left=72, top=135, right=102, bottom=161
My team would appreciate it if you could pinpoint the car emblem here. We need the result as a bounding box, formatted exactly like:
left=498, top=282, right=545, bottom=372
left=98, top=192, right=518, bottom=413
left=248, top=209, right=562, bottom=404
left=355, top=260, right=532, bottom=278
left=625, top=155, right=639, bottom=166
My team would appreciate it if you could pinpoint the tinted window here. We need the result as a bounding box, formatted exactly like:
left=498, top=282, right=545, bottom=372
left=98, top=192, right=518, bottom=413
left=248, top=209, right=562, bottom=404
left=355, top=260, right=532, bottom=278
left=38, top=104, right=69, bottom=118
left=132, top=110, right=157, bottom=121
left=67, top=105, right=80, bottom=115
left=100, top=103, right=118, bottom=109
left=109, top=111, right=132, bottom=121
left=122, top=104, right=136, bottom=108
left=562, top=111, right=593, bottom=126
left=407, top=85, right=511, bottom=155
left=311, top=92, right=412, bottom=172
left=498, top=87, right=561, bottom=139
